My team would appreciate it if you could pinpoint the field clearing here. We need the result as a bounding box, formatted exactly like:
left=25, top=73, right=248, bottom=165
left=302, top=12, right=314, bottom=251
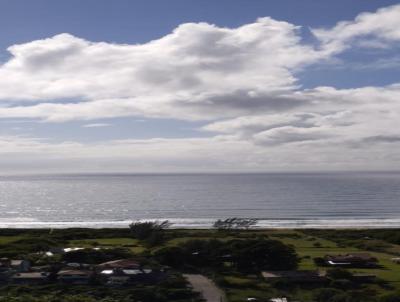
left=267, top=231, right=400, bottom=290
left=0, top=236, right=26, bottom=244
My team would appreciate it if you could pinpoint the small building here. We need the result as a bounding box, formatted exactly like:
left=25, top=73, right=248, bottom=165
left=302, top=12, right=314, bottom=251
left=324, top=253, right=378, bottom=268
left=100, top=267, right=166, bottom=285
left=11, top=272, right=49, bottom=284
left=262, top=270, right=327, bottom=284
left=57, top=270, right=92, bottom=284
left=11, top=260, right=31, bottom=272
left=0, top=258, right=30, bottom=272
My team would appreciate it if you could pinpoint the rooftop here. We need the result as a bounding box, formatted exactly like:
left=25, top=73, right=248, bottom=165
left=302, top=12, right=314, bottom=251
left=97, top=259, right=140, bottom=269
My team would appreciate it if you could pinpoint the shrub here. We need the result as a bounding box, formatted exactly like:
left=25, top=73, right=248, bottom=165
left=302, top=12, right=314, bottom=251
left=213, top=218, right=258, bottom=231
left=380, top=293, right=400, bottom=302
left=327, top=268, right=353, bottom=280
left=313, top=288, right=345, bottom=302
left=129, top=220, right=171, bottom=246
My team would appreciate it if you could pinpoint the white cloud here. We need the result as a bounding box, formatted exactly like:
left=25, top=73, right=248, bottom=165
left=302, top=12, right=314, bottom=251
left=0, top=5, right=400, bottom=172
left=1, top=132, right=400, bottom=174
left=203, top=84, right=400, bottom=149
left=0, top=6, right=398, bottom=124
left=0, top=17, right=323, bottom=121
left=312, top=4, right=400, bottom=53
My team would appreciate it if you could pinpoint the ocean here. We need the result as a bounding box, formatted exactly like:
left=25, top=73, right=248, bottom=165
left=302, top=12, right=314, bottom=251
left=0, top=172, right=399, bottom=228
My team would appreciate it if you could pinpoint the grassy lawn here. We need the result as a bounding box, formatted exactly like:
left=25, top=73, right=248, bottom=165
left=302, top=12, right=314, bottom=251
left=266, top=230, right=400, bottom=291
left=0, top=236, right=25, bottom=244
left=166, top=236, right=237, bottom=247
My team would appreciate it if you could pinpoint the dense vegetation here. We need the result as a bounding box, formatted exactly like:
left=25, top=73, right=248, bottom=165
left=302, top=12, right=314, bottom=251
left=155, top=238, right=298, bottom=272
left=0, top=227, right=399, bottom=301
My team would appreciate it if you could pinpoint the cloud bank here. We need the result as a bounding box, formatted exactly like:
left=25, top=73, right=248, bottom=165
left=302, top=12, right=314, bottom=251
left=1, top=4, right=400, bottom=172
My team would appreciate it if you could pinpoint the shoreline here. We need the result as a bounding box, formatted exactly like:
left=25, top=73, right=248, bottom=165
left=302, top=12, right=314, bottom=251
left=1, top=217, right=400, bottom=229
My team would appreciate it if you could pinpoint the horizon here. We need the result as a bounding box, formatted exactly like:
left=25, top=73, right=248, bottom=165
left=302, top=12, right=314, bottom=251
left=2, top=170, right=400, bottom=177
left=1, top=1, right=400, bottom=173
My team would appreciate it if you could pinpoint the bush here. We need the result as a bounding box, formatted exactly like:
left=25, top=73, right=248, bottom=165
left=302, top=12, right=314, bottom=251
left=380, top=293, right=400, bottom=302
left=314, top=257, right=326, bottom=266
left=313, top=242, right=322, bottom=248
left=154, top=246, right=185, bottom=268
left=129, top=220, right=171, bottom=246
left=0, top=238, right=61, bottom=257
left=313, top=288, right=345, bottom=302
left=327, top=268, right=353, bottom=280
left=330, top=279, right=354, bottom=290
left=213, top=218, right=258, bottom=230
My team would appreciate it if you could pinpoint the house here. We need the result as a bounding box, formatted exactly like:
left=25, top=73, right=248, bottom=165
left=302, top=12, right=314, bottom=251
left=324, top=253, right=378, bottom=267
left=11, top=260, right=31, bottom=272
left=0, top=258, right=30, bottom=272
left=100, top=267, right=166, bottom=285
left=57, top=270, right=92, bottom=284
left=262, top=270, right=327, bottom=284
left=96, top=259, right=140, bottom=270
left=11, top=272, right=49, bottom=284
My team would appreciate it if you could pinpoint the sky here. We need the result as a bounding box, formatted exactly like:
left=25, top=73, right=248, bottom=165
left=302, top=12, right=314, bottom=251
left=1, top=0, right=400, bottom=174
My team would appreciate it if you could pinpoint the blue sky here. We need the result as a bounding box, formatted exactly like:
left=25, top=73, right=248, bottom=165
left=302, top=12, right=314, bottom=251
left=1, top=0, right=396, bottom=45
left=0, top=1, right=400, bottom=173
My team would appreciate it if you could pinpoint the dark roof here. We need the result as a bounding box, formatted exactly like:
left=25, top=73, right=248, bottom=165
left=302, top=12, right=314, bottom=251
left=11, top=260, right=28, bottom=266
left=58, top=270, right=92, bottom=277
left=325, top=253, right=377, bottom=262
left=262, top=270, right=324, bottom=278
left=97, top=259, right=140, bottom=269
left=12, top=272, right=48, bottom=279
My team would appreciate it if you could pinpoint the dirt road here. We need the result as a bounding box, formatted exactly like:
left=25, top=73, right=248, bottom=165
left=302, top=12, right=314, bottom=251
left=184, top=274, right=226, bottom=302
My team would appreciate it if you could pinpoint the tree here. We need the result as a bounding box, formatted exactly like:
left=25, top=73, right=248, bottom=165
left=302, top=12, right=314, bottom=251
left=213, top=218, right=258, bottom=231
left=327, top=268, right=353, bottom=280
left=380, top=294, right=400, bottom=302
left=229, top=239, right=298, bottom=271
left=154, top=238, right=298, bottom=272
left=129, top=220, right=172, bottom=246
left=313, top=288, right=345, bottom=302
